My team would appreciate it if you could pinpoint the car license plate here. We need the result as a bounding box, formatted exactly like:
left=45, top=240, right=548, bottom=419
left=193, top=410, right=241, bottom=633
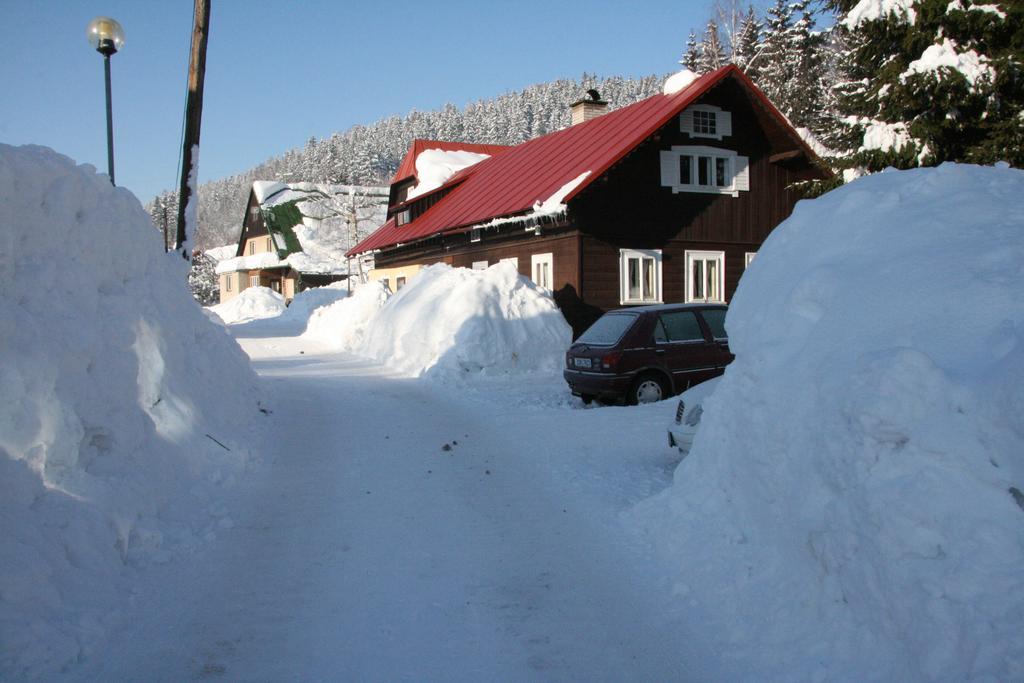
left=573, top=357, right=592, bottom=369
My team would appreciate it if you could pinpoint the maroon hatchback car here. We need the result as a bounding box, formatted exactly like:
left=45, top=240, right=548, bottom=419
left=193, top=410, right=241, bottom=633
left=563, top=304, right=733, bottom=405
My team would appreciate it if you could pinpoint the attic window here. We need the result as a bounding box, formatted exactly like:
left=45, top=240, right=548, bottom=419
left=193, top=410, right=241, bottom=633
left=660, top=146, right=749, bottom=197
left=680, top=104, right=731, bottom=141
left=396, top=209, right=411, bottom=226
left=249, top=206, right=259, bottom=218
left=470, top=227, right=481, bottom=243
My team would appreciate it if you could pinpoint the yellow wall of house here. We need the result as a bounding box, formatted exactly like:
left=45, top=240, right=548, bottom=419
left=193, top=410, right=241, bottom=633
left=284, top=276, right=296, bottom=300
left=243, top=235, right=276, bottom=256
left=368, top=264, right=426, bottom=291
left=219, top=271, right=247, bottom=303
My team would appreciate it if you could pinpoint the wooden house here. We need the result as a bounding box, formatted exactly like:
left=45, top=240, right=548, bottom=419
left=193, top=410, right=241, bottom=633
left=218, top=181, right=388, bottom=304
left=347, top=66, right=829, bottom=335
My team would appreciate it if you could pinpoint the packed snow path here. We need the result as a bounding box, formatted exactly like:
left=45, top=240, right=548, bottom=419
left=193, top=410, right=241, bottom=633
left=71, top=323, right=718, bottom=681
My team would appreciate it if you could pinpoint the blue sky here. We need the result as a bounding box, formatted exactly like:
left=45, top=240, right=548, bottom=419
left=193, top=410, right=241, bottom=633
left=2, top=1, right=729, bottom=203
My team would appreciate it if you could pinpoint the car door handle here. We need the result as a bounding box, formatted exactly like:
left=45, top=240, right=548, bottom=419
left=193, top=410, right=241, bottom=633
left=655, top=349, right=666, bottom=355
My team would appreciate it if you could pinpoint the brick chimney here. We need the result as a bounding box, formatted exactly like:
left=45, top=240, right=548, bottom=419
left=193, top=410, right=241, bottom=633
left=570, top=89, right=608, bottom=125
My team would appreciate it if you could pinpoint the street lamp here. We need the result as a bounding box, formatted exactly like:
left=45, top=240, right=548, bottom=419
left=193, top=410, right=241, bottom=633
left=86, top=17, right=125, bottom=185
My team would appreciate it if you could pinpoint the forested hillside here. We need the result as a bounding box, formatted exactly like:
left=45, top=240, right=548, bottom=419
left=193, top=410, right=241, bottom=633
left=152, top=74, right=664, bottom=250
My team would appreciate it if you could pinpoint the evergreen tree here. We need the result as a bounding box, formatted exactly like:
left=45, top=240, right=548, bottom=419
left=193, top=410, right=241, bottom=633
left=825, top=0, right=1024, bottom=171
left=697, top=19, right=727, bottom=73
left=188, top=250, right=220, bottom=305
left=682, top=31, right=702, bottom=71
left=732, top=7, right=763, bottom=78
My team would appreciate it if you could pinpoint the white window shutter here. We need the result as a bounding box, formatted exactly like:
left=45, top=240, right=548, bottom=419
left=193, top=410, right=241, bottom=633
left=719, top=111, right=732, bottom=137
left=660, top=150, right=678, bottom=188
left=734, top=155, right=750, bottom=192
left=679, top=109, right=694, bottom=136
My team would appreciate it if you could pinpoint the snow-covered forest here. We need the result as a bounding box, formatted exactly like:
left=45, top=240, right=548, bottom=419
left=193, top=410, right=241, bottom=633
left=149, top=0, right=1022, bottom=250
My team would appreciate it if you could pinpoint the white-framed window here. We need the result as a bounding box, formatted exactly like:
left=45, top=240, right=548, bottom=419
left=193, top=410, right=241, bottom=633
left=470, top=227, right=481, bottom=242
left=472, top=260, right=488, bottom=271
left=225, top=274, right=232, bottom=292
left=249, top=206, right=260, bottom=219
left=619, top=249, right=662, bottom=305
left=660, top=146, right=749, bottom=197
left=266, top=237, right=272, bottom=252
left=531, top=252, right=553, bottom=290
left=249, top=274, right=260, bottom=288
left=686, top=250, right=725, bottom=303
left=395, top=209, right=411, bottom=226
left=745, top=251, right=757, bottom=267
left=249, top=241, right=255, bottom=255
left=500, top=257, right=519, bottom=271
left=679, top=104, right=732, bottom=140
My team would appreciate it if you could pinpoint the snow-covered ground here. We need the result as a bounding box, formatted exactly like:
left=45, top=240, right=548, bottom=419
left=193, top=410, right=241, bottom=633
left=4, top=145, right=1022, bottom=681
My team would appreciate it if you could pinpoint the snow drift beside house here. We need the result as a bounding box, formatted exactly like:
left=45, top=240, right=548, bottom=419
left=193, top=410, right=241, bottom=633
left=0, top=145, right=260, bottom=679
left=631, top=163, right=1024, bottom=681
left=305, top=263, right=572, bottom=378
left=209, top=286, right=286, bottom=324
left=303, top=279, right=391, bottom=347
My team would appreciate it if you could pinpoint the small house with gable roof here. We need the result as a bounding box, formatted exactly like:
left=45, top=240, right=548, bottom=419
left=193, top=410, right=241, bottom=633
left=217, top=181, right=388, bottom=304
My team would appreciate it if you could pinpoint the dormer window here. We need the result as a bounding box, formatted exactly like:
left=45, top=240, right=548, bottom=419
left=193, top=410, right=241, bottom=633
left=680, top=104, right=731, bottom=141
left=396, top=209, right=411, bottom=226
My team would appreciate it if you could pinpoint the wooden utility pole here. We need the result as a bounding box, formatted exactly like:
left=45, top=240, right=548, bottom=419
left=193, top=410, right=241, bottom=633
left=174, top=0, right=211, bottom=261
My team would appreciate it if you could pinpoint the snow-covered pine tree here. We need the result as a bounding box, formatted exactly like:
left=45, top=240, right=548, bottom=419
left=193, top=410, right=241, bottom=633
left=188, top=250, right=220, bottom=305
left=825, top=0, right=1023, bottom=171
left=732, top=7, right=763, bottom=78
left=697, top=19, right=728, bottom=73
left=756, top=0, right=796, bottom=115
left=682, top=31, right=702, bottom=71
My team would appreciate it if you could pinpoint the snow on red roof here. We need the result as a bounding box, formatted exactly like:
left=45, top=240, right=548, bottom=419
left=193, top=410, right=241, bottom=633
left=391, top=140, right=511, bottom=185
left=351, top=66, right=815, bottom=257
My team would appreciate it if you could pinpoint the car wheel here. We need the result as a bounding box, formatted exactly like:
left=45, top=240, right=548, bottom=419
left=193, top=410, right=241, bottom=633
left=629, top=372, right=669, bottom=405
left=580, top=394, right=595, bottom=405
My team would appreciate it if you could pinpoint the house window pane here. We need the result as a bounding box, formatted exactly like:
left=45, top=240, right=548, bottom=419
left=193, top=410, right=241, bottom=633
left=698, top=157, right=711, bottom=186
left=715, top=158, right=727, bottom=187
left=679, top=155, right=692, bottom=185
left=706, top=259, right=719, bottom=300
left=693, top=259, right=705, bottom=299
left=643, top=257, right=655, bottom=299
left=249, top=242, right=255, bottom=255
left=694, top=110, right=716, bottom=135
left=628, top=257, right=640, bottom=300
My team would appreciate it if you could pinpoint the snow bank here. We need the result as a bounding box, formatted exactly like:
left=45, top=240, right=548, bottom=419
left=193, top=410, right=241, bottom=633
left=304, top=263, right=572, bottom=379
left=209, top=286, right=286, bottom=324
left=277, top=281, right=350, bottom=326
left=303, top=279, right=392, bottom=348
left=0, top=145, right=259, bottom=678
left=632, top=163, right=1024, bottom=680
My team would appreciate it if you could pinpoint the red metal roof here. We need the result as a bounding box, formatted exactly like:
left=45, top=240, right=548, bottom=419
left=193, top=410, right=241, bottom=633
left=390, top=139, right=511, bottom=185
left=351, top=66, right=817, bottom=257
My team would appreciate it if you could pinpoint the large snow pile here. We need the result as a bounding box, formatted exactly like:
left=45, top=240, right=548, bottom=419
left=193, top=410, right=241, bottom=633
left=305, top=263, right=572, bottom=378
left=0, top=145, right=259, bottom=679
left=303, top=279, right=391, bottom=347
left=276, top=281, right=350, bottom=326
left=633, top=163, right=1024, bottom=680
left=209, top=286, right=286, bottom=324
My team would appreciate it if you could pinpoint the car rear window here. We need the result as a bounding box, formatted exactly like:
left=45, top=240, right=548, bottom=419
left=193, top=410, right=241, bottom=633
left=577, top=313, right=638, bottom=345
left=655, top=311, right=705, bottom=342
left=701, top=308, right=728, bottom=339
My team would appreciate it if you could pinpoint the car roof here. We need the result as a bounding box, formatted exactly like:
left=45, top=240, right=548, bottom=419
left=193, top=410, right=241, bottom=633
left=613, top=303, right=728, bottom=314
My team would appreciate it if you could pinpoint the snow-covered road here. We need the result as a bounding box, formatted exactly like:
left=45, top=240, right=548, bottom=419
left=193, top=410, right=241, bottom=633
left=70, top=324, right=717, bottom=681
